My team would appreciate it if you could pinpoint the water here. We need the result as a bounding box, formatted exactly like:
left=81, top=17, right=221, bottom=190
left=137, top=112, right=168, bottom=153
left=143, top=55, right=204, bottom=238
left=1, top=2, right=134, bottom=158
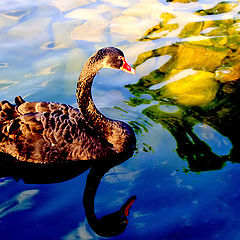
left=0, top=0, right=240, bottom=239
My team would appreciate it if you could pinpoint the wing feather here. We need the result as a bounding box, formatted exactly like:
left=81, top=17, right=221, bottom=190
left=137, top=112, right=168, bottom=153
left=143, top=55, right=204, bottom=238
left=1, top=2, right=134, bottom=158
left=0, top=96, right=114, bottom=163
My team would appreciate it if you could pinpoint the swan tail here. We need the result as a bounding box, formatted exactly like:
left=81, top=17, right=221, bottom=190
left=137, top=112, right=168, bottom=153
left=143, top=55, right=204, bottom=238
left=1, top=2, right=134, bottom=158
left=0, top=100, right=19, bottom=122
left=15, top=96, right=26, bottom=106
left=0, top=96, right=26, bottom=123
left=0, top=100, right=20, bottom=143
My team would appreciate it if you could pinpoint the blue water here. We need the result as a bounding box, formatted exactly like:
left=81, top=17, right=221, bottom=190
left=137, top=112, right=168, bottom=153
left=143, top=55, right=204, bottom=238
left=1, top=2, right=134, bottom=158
left=1, top=0, right=240, bottom=239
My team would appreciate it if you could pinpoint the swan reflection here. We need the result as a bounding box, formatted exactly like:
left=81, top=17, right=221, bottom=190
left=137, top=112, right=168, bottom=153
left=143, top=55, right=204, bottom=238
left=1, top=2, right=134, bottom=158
left=0, top=154, right=136, bottom=237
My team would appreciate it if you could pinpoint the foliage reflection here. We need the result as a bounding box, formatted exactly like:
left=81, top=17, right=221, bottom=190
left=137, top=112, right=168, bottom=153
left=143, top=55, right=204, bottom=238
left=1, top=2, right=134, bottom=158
left=126, top=1, right=240, bottom=172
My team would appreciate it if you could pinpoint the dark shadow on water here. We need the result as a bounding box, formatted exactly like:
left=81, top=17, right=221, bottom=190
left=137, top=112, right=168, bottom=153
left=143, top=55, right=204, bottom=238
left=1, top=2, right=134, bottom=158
left=0, top=152, right=136, bottom=238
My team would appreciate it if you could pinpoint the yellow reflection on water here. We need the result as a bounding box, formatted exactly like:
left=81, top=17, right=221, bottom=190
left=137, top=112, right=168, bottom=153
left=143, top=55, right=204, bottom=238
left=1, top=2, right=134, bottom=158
left=164, top=69, right=218, bottom=106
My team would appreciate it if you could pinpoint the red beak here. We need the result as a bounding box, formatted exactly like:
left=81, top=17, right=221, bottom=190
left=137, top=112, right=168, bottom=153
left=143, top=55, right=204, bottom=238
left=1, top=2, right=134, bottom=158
left=123, top=195, right=136, bottom=217
left=120, top=57, right=136, bottom=74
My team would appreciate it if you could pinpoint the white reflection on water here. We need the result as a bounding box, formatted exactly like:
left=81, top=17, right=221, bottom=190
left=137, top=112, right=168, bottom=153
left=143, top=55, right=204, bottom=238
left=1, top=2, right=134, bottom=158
left=193, top=123, right=232, bottom=156
left=0, top=178, right=13, bottom=187
left=51, top=0, right=91, bottom=12
left=0, top=79, right=19, bottom=91
left=63, top=219, right=96, bottom=240
left=0, top=189, right=39, bottom=219
left=24, top=64, right=58, bottom=78
left=103, top=166, right=140, bottom=184
left=150, top=69, right=197, bottom=90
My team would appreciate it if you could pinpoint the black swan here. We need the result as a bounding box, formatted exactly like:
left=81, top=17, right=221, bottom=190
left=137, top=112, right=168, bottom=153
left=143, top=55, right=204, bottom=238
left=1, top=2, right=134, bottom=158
left=0, top=47, right=136, bottom=163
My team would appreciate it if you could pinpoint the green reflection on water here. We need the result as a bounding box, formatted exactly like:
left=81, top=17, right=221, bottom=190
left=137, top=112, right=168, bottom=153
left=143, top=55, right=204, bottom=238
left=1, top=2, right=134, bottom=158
left=126, top=1, right=240, bottom=172
left=195, top=1, right=238, bottom=16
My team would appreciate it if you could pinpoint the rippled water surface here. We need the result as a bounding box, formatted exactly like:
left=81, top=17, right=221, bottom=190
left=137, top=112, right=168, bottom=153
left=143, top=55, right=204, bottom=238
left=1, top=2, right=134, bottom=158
left=1, top=0, right=240, bottom=239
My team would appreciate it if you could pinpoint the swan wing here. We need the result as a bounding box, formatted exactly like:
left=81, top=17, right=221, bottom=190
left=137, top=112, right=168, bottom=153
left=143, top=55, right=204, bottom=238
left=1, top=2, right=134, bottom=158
left=0, top=97, right=114, bottom=163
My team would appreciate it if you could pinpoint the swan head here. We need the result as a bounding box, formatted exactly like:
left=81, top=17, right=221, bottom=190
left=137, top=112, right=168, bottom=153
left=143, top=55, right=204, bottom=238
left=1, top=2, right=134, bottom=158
left=95, top=47, right=136, bottom=74
left=90, top=195, right=136, bottom=237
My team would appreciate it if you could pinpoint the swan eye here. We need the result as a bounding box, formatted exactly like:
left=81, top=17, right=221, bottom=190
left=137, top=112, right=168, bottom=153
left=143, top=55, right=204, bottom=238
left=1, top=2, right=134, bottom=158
left=118, top=56, right=124, bottom=66
left=107, top=55, right=123, bottom=69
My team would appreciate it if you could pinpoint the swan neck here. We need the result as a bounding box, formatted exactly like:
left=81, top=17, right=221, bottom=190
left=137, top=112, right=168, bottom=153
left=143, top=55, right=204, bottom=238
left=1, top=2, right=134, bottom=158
left=76, top=54, right=135, bottom=154
left=83, top=168, right=105, bottom=226
left=76, top=57, right=106, bottom=126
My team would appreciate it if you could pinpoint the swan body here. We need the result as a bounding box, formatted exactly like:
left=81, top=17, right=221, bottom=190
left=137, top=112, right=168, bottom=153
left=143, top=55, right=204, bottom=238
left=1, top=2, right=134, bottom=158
left=0, top=47, right=136, bottom=163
